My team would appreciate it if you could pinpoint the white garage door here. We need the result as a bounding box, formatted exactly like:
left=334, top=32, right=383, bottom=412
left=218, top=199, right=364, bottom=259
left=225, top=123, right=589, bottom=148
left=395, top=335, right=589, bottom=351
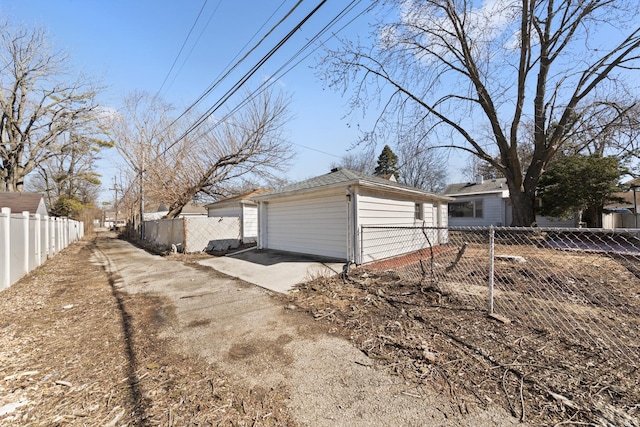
left=265, top=193, right=348, bottom=260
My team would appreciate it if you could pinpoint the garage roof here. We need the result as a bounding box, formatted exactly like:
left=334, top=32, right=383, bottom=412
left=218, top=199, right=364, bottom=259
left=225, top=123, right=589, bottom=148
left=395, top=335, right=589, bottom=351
left=254, top=168, right=452, bottom=202
left=0, top=192, right=48, bottom=216
left=204, top=188, right=271, bottom=208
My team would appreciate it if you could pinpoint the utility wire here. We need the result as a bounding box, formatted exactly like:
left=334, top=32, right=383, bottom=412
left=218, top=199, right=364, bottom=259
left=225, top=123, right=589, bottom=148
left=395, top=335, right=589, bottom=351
left=166, top=0, right=372, bottom=161
left=158, top=0, right=373, bottom=163
left=164, top=0, right=328, bottom=153
left=155, top=0, right=209, bottom=97
left=163, top=0, right=223, bottom=94
left=168, top=0, right=305, bottom=130
left=185, top=0, right=369, bottom=141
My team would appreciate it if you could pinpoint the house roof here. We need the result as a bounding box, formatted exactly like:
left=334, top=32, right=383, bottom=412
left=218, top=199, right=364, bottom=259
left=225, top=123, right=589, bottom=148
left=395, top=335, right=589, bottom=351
left=605, top=191, right=639, bottom=210
left=443, top=177, right=509, bottom=197
left=625, top=177, right=640, bottom=188
left=0, top=192, right=48, bottom=215
left=180, top=203, right=207, bottom=215
left=254, top=168, right=452, bottom=202
left=144, top=202, right=207, bottom=220
left=204, top=188, right=271, bottom=208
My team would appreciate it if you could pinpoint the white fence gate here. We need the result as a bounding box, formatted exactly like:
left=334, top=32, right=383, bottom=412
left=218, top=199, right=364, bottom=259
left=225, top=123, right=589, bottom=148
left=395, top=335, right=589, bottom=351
left=1, top=207, right=84, bottom=289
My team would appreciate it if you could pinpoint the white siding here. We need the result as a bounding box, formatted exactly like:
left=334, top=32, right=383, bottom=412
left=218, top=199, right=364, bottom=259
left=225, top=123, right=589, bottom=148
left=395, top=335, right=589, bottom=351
left=208, top=206, right=241, bottom=217
left=242, top=205, right=258, bottom=242
left=264, top=191, right=348, bottom=260
left=357, top=190, right=443, bottom=263
left=358, top=193, right=422, bottom=226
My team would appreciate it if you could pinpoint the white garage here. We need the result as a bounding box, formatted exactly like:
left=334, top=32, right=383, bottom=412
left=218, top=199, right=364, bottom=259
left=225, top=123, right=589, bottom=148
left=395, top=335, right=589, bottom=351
left=255, top=168, right=451, bottom=263
left=205, top=189, right=269, bottom=243
left=261, top=189, right=348, bottom=260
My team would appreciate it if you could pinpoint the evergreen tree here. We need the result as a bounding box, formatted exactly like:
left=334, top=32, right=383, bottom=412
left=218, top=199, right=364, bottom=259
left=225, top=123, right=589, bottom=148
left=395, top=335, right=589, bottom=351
left=537, top=155, right=625, bottom=227
left=374, top=145, right=400, bottom=179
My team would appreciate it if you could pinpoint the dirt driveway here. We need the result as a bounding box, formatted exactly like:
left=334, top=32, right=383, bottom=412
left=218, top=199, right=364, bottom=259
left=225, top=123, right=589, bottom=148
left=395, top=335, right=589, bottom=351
left=1, top=233, right=520, bottom=426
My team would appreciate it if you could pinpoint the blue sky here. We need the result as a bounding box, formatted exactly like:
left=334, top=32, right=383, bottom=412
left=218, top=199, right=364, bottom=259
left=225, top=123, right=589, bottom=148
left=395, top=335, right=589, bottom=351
left=4, top=0, right=428, bottom=202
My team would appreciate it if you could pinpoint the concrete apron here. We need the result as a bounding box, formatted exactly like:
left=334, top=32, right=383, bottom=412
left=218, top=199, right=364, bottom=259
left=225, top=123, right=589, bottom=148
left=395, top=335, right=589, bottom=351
left=198, top=248, right=344, bottom=294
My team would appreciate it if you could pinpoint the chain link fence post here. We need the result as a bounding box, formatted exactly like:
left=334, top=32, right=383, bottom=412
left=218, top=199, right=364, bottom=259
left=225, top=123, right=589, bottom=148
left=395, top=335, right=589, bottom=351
left=488, top=225, right=495, bottom=314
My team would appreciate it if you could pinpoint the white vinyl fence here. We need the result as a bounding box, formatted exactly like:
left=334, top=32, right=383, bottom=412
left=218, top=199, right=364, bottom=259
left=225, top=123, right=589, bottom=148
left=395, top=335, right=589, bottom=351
left=1, top=207, right=84, bottom=289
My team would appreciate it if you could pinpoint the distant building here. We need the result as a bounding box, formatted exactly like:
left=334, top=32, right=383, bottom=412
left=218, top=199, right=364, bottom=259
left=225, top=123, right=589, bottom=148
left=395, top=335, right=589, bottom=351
left=0, top=193, right=48, bottom=216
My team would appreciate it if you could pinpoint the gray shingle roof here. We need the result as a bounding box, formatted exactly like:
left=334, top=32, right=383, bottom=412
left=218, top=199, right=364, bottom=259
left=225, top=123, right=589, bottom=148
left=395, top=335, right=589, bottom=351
left=204, top=189, right=271, bottom=208
left=443, top=178, right=508, bottom=196
left=257, top=168, right=451, bottom=201
left=0, top=193, right=48, bottom=215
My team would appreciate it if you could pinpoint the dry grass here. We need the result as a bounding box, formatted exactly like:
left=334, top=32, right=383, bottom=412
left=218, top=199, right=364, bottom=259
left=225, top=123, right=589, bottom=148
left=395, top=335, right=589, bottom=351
left=0, top=239, right=295, bottom=426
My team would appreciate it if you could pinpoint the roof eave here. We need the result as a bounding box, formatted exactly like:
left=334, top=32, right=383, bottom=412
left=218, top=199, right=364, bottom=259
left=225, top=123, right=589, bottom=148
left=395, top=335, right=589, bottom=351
left=253, top=181, right=352, bottom=201
left=445, top=189, right=509, bottom=198
left=356, top=179, right=454, bottom=202
left=254, top=179, right=454, bottom=202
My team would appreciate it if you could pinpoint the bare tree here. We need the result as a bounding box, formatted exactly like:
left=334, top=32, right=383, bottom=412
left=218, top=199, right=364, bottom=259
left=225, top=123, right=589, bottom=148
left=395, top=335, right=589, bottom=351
left=323, top=0, right=640, bottom=225
left=0, top=22, right=105, bottom=192
left=397, top=140, right=447, bottom=193
left=112, top=90, right=293, bottom=219
left=330, top=147, right=376, bottom=174
left=27, top=130, right=112, bottom=217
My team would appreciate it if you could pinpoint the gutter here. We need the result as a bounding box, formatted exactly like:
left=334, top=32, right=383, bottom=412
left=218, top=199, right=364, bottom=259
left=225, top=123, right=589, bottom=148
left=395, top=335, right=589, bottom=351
left=253, top=179, right=454, bottom=203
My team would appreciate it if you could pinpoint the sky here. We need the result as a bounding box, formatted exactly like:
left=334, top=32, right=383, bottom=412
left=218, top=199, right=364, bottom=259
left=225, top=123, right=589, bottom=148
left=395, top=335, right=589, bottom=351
left=4, top=0, right=460, bottom=204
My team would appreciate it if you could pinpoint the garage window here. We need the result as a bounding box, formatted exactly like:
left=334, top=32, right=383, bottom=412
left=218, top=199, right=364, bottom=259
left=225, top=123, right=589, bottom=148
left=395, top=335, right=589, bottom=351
left=414, top=203, right=423, bottom=220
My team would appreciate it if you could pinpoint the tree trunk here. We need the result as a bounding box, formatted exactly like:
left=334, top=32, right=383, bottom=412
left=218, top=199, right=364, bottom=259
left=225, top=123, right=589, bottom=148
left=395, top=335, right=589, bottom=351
left=507, top=184, right=537, bottom=227
left=583, top=206, right=602, bottom=228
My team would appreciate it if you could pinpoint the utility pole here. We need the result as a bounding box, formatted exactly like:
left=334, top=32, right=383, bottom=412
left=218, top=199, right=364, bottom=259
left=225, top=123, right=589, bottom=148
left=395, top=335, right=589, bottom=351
left=109, top=177, right=119, bottom=229
left=139, top=166, right=144, bottom=240
left=138, top=151, right=145, bottom=241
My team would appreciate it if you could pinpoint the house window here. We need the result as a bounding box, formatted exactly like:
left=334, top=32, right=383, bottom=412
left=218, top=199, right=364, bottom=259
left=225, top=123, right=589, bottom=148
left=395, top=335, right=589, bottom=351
left=414, top=203, right=423, bottom=220
left=449, top=200, right=483, bottom=218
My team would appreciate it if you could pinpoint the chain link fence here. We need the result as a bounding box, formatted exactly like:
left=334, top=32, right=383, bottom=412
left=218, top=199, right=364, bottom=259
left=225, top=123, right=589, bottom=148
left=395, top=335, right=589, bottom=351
left=361, top=225, right=640, bottom=366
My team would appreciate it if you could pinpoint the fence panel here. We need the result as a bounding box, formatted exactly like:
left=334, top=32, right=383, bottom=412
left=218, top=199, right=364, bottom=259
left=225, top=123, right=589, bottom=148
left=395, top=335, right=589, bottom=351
left=9, top=213, right=28, bottom=286
left=1, top=209, right=8, bottom=288
left=361, top=225, right=640, bottom=366
left=184, top=216, right=240, bottom=253
left=142, top=216, right=242, bottom=253
left=143, top=218, right=184, bottom=250
left=1, top=208, right=84, bottom=289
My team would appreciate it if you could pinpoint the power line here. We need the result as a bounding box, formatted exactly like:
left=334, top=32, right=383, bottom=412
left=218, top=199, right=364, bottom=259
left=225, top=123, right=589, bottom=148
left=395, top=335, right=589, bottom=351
left=182, top=0, right=370, bottom=143
left=157, top=0, right=373, bottom=163
left=162, top=0, right=223, bottom=95
left=167, top=0, right=305, bottom=131
left=180, top=0, right=329, bottom=139
left=155, top=0, right=210, bottom=98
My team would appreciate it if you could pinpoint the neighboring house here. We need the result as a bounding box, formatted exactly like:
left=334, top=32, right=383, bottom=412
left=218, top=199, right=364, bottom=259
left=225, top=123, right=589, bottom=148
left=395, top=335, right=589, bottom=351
left=443, top=176, right=577, bottom=227
left=602, top=178, right=640, bottom=229
left=0, top=193, right=48, bottom=216
left=143, top=202, right=207, bottom=221
left=205, top=189, right=270, bottom=243
left=253, top=168, right=452, bottom=264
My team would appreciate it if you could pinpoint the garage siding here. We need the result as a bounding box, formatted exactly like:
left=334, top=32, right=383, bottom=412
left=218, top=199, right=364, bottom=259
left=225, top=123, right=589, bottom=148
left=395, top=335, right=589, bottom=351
left=242, top=205, right=258, bottom=242
left=357, top=191, right=443, bottom=264
left=265, top=193, right=348, bottom=260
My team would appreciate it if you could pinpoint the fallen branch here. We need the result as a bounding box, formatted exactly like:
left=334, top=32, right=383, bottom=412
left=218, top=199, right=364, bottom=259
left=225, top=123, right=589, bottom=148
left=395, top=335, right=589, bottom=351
left=445, top=243, right=468, bottom=272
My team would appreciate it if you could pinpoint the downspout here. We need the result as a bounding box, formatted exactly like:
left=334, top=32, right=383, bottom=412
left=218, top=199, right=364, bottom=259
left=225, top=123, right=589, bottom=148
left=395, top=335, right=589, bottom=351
left=239, top=202, right=245, bottom=243
left=257, top=201, right=266, bottom=249
left=634, top=187, right=638, bottom=229
left=347, top=186, right=361, bottom=265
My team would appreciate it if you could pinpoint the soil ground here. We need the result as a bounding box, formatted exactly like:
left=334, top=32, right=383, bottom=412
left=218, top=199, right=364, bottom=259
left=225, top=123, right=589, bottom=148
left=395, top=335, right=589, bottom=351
left=0, top=233, right=522, bottom=426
